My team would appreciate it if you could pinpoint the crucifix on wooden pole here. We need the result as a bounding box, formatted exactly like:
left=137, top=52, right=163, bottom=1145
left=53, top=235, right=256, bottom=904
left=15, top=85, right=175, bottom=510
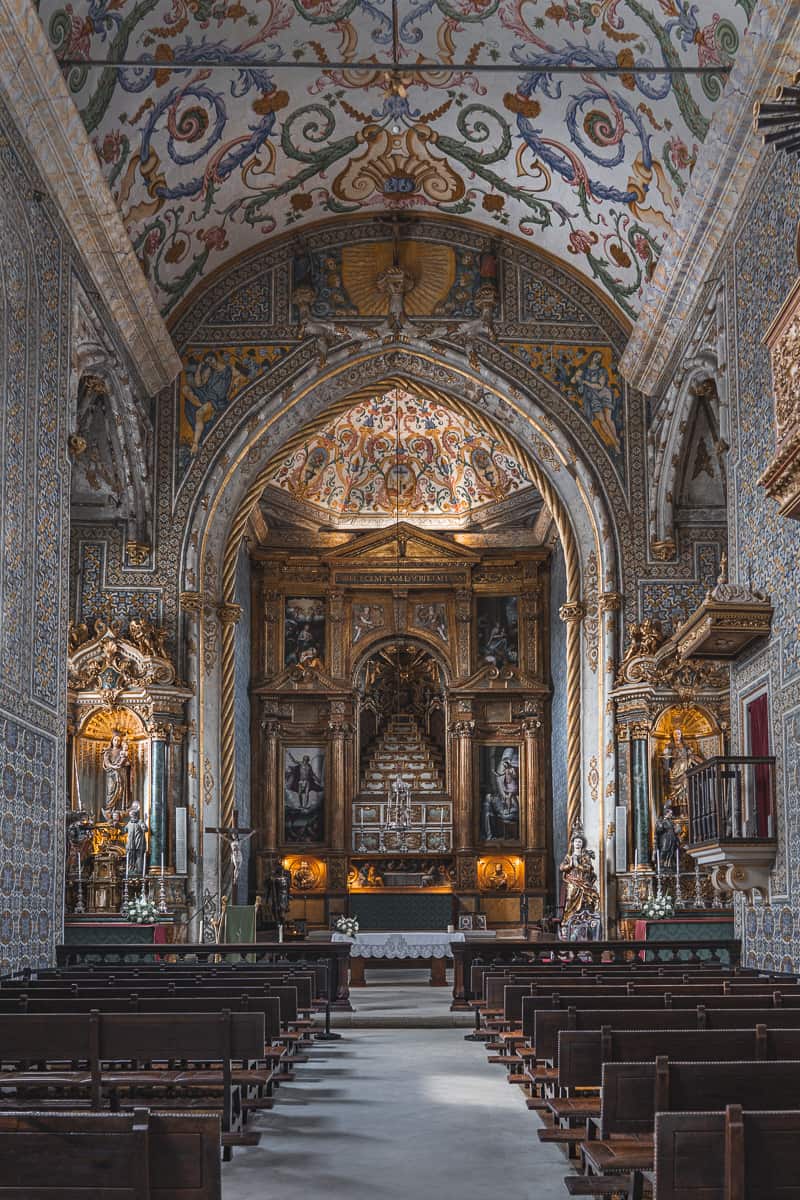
left=205, top=808, right=258, bottom=903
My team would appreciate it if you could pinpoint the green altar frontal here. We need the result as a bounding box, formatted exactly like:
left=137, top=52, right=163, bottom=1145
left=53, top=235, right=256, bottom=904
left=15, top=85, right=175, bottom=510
left=350, top=892, right=454, bottom=931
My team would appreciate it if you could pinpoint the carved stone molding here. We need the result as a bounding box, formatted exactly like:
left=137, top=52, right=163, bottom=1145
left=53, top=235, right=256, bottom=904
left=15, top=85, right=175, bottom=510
left=0, top=0, right=179, bottom=394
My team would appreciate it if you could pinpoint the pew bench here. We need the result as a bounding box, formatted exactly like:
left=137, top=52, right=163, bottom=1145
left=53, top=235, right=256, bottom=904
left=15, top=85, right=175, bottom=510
left=0, top=1010, right=267, bottom=1159
left=0, top=1108, right=221, bottom=1199
left=653, top=1104, right=800, bottom=1200
left=574, top=1057, right=800, bottom=1193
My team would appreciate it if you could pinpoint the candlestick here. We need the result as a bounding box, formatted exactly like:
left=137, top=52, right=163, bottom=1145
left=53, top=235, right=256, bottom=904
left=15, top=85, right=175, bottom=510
left=157, top=863, right=168, bottom=915
left=634, top=848, right=639, bottom=872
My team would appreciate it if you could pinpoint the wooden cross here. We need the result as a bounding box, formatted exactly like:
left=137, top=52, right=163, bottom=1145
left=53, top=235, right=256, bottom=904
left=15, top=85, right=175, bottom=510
left=205, top=809, right=258, bottom=891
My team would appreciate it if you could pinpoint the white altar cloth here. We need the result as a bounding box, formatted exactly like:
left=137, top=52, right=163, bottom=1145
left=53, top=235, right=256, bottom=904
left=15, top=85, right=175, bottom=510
left=332, top=931, right=465, bottom=959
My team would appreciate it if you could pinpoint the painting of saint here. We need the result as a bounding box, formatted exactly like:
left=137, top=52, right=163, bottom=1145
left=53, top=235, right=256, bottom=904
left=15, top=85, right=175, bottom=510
left=182, top=351, right=234, bottom=458
left=568, top=349, right=622, bottom=455
left=283, top=747, right=326, bottom=844
left=352, top=603, right=384, bottom=645
left=478, top=745, right=521, bottom=843
left=414, top=602, right=448, bottom=642
left=284, top=598, right=326, bottom=668
left=476, top=596, right=518, bottom=669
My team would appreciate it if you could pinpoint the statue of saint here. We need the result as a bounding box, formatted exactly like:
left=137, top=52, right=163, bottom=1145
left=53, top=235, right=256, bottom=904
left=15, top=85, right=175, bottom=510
left=654, top=805, right=680, bottom=869
left=267, top=864, right=292, bottom=926
left=662, top=726, right=704, bottom=818
left=559, top=827, right=600, bottom=927
left=101, top=732, right=130, bottom=822
left=124, top=801, right=148, bottom=877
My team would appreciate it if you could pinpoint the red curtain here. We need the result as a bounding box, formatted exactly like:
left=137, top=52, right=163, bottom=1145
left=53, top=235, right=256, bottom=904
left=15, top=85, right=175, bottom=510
left=746, top=694, right=771, bottom=836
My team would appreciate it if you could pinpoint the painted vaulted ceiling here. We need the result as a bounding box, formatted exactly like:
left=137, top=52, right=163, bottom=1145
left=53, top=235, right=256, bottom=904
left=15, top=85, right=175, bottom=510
left=263, top=385, right=538, bottom=528
left=40, top=0, right=754, bottom=319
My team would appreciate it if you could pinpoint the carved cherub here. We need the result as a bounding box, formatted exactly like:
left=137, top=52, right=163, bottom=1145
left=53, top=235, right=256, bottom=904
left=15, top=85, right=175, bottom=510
left=68, top=620, right=90, bottom=656
left=128, top=618, right=169, bottom=660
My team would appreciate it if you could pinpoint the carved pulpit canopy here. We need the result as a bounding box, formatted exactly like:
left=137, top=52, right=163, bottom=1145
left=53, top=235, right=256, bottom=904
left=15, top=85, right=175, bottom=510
left=672, top=555, right=773, bottom=661
left=68, top=617, right=184, bottom=708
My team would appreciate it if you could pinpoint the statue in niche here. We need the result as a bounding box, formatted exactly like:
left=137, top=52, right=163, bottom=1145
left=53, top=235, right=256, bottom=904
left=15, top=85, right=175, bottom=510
left=124, top=802, right=149, bottom=877
left=559, top=823, right=600, bottom=930
left=662, top=726, right=704, bottom=822
left=654, top=805, right=680, bottom=869
left=101, top=732, right=130, bottom=823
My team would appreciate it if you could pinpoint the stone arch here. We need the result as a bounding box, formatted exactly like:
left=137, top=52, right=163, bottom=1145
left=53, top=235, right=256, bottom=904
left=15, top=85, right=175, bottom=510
left=648, top=361, right=727, bottom=560
left=178, top=345, right=624, bottom=931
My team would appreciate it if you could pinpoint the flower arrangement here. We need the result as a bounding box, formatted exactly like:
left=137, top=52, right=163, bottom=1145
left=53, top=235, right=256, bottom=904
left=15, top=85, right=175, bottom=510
left=641, top=892, right=675, bottom=920
left=122, top=893, right=159, bottom=924
left=335, top=915, right=359, bottom=938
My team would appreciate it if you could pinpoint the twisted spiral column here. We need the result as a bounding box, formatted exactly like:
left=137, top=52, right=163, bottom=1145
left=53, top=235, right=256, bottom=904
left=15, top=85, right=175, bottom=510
left=558, top=601, right=586, bottom=836
left=218, top=601, right=243, bottom=898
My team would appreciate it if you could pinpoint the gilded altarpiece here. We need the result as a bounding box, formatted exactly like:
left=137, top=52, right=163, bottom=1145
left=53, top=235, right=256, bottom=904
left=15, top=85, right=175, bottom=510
left=249, top=526, right=551, bottom=929
left=66, top=621, right=193, bottom=928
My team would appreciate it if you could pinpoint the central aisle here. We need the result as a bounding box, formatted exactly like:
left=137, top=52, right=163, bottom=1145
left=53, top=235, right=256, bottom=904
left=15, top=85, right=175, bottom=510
left=223, top=979, right=567, bottom=1200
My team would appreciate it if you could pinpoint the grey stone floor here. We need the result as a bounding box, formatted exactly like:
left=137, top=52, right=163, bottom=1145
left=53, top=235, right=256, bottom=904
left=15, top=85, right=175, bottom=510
left=222, top=973, right=568, bottom=1199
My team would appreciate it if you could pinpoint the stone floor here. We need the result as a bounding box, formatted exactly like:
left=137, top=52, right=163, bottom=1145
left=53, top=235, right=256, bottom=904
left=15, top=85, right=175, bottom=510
left=222, top=971, right=568, bottom=1199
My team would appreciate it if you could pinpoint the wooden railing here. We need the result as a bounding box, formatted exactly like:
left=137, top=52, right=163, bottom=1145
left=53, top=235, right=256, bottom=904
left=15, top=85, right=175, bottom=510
left=50, top=940, right=354, bottom=1009
left=449, top=937, right=743, bottom=1009
left=687, top=756, right=776, bottom=845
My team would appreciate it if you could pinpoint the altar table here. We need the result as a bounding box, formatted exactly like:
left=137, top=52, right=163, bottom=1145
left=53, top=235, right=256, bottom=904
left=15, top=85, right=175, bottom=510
left=332, top=930, right=465, bottom=986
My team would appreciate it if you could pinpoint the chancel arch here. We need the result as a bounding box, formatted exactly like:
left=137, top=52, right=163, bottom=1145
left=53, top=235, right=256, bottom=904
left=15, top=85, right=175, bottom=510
left=180, top=341, right=625, bottom=935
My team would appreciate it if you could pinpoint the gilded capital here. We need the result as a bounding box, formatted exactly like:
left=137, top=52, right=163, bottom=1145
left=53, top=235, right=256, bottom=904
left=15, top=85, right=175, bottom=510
left=180, top=591, right=205, bottom=616
left=630, top=721, right=651, bottom=739
left=218, top=602, right=243, bottom=626
left=599, top=591, right=623, bottom=613
left=559, top=601, right=585, bottom=624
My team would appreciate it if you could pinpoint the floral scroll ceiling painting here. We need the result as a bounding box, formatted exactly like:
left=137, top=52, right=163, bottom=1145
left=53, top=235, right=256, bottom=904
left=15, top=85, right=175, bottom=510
left=43, top=0, right=753, bottom=317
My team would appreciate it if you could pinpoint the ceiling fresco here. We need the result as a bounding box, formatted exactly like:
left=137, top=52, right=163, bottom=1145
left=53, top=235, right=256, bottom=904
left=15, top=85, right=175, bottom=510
left=263, top=385, right=537, bottom=527
left=40, top=0, right=754, bottom=319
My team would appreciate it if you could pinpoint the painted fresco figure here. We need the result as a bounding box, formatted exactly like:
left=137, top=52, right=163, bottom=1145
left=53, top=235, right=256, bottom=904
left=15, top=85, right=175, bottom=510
left=569, top=351, right=621, bottom=453
left=185, top=351, right=233, bottom=456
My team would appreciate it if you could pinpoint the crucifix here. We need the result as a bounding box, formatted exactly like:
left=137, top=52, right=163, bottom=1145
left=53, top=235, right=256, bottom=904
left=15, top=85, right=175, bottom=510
left=205, top=808, right=258, bottom=894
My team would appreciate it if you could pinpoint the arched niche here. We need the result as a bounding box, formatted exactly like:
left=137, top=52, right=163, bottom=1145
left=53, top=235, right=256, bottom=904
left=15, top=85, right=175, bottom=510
left=650, top=704, right=724, bottom=842
left=354, top=637, right=448, bottom=788
left=72, top=706, right=150, bottom=825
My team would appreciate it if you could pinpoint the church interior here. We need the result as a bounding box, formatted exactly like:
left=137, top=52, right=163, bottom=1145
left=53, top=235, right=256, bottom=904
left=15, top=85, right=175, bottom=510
left=2, top=0, right=800, bottom=1195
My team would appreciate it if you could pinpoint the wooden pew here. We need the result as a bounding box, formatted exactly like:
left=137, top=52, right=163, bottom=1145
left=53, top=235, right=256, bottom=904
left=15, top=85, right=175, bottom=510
left=536, top=1007, right=800, bottom=1073
left=653, top=1104, right=800, bottom=1200
left=0, top=1010, right=266, bottom=1158
left=578, top=1058, right=800, bottom=1186
left=0, top=1108, right=220, bottom=1199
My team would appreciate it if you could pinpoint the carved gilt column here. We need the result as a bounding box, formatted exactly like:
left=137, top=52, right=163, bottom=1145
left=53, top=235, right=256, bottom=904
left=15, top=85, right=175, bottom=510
left=455, top=588, right=472, bottom=678
left=258, top=711, right=282, bottom=853
left=328, top=710, right=354, bottom=851
left=450, top=715, right=476, bottom=852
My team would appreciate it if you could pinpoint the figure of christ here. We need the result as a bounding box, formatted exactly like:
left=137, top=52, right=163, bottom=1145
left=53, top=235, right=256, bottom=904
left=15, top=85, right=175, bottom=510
left=286, top=752, right=322, bottom=810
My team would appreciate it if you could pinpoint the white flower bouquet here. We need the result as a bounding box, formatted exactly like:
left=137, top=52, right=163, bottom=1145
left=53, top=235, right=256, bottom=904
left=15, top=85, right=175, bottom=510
left=641, top=892, right=675, bottom=920
left=122, top=894, right=159, bottom=924
left=335, top=915, right=359, bottom=937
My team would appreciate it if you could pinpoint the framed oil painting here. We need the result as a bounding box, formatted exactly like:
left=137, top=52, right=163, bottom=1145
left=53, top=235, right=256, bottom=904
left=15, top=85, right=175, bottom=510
left=283, top=746, right=326, bottom=844
left=478, top=744, right=521, bottom=844
left=476, top=596, right=519, bottom=669
left=284, top=597, right=325, bottom=669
